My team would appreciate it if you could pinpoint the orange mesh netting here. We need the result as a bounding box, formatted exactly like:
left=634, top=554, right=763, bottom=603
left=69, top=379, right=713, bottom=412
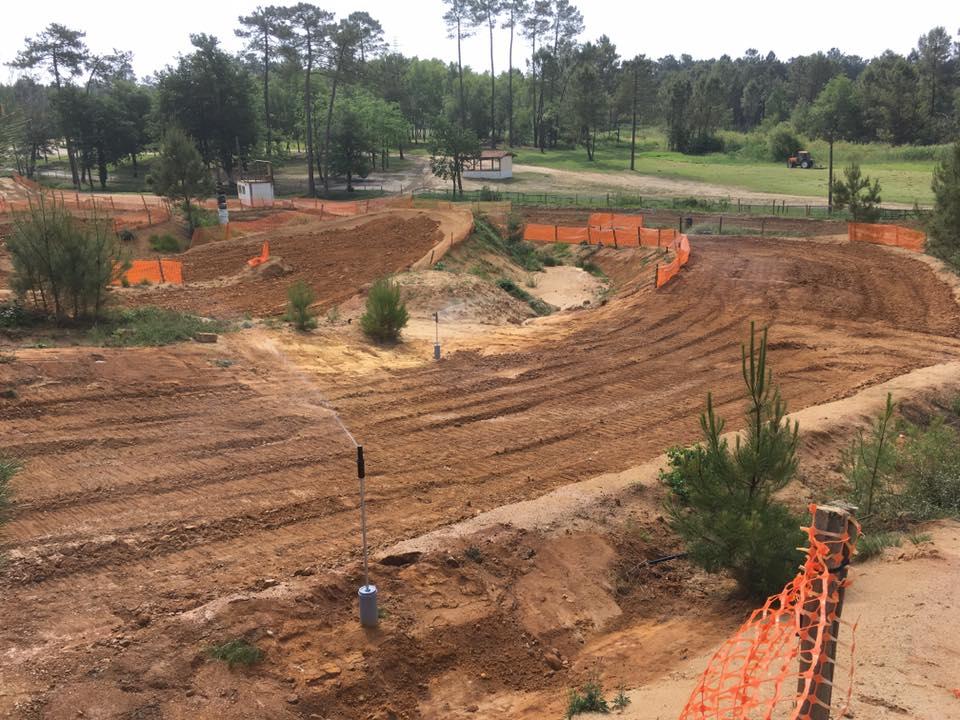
left=556, top=226, right=590, bottom=244
left=114, top=259, right=183, bottom=286
left=848, top=223, right=925, bottom=252
left=589, top=212, right=644, bottom=230
left=589, top=227, right=617, bottom=246
left=679, top=505, right=860, bottom=720
left=640, top=227, right=676, bottom=247
left=656, top=234, right=691, bottom=288
left=247, top=242, right=270, bottom=268
left=523, top=223, right=559, bottom=242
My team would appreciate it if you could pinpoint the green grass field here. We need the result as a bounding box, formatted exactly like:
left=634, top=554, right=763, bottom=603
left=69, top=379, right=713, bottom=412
left=508, top=129, right=944, bottom=207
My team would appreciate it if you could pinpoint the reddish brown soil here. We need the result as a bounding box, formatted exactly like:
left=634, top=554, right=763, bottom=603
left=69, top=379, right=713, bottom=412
left=2, top=237, right=960, bottom=717
left=123, top=215, right=442, bottom=317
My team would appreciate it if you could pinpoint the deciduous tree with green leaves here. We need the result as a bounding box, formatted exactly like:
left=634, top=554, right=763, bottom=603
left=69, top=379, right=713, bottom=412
left=802, top=75, right=861, bottom=209
left=428, top=120, right=481, bottom=196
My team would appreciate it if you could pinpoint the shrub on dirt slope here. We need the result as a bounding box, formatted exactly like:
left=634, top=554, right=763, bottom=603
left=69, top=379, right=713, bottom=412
left=361, top=277, right=409, bottom=342
left=667, top=323, right=805, bottom=598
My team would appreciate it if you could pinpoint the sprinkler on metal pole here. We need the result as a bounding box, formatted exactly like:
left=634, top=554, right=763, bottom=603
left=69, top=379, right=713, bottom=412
left=433, top=312, right=441, bottom=360
left=356, top=445, right=378, bottom=627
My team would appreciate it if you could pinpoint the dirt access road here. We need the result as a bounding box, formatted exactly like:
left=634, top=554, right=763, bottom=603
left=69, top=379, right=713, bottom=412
left=2, top=237, right=960, bottom=717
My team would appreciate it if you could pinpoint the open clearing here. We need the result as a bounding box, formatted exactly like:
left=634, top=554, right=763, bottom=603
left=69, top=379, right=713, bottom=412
left=3, top=208, right=960, bottom=718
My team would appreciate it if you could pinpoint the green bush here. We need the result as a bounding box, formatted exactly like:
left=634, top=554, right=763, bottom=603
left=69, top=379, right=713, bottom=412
left=149, top=234, right=181, bottom=253
left=496, top=277, right=553, bottom=316
left=206, top=639, right=263, bottom=668
left=566, top=679, right=609, bottom=718
left=856, top=531, right=901, bottom=562
left=8, top=196, right=124, bottom=321
left=0, top=300, right=44, bottom=328
left=360, top=277, right=409, bottom=342
left=668, top=324, right=804, bottom=598
left=896, top=417, right=960, bottom=519
left=927, top=141, right=960, bottom=270
left=284, top=281, right=317, bottom=331
left=767, top=123, right=805, bottom=163
left=842, top=393, right=897, bottom=523
left=659, top=445, right=700, bottom=502
left=89, top=307, right=226, bottom=347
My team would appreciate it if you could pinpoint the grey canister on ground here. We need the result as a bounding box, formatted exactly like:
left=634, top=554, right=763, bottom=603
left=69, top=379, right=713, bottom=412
left=358, top=584, right=378, bottom=627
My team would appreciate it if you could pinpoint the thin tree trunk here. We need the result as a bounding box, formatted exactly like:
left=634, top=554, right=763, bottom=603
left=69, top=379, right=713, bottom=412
left=508, top=20, right=515, bottom=146
left=828, top=138, right=834, bottom=211
left=264, top=32, right=272, bottom=158
left=304, top=42, right=316, bottom=197
left=457, top=18, right=466, bottom=128
left=488, top=17, right=496, bottom=148
left=630, top=62, right=639, bottom=171
left=322, top=48, right=345, bottom=193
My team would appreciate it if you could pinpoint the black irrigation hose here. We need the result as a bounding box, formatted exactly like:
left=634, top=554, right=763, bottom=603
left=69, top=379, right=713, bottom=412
left=645, top=552, right=688, bottom=566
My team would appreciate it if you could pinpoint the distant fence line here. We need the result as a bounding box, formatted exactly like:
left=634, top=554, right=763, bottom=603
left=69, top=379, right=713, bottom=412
left=412, top=188, right=920, bottom=221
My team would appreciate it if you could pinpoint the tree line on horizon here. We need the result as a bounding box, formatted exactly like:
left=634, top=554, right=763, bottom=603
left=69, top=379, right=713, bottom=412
left=0, top=1, right=958, bottom=196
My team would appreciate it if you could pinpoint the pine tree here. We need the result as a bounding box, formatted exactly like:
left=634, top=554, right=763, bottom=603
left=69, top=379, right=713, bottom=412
left=152, top=127, right=213, bottom=235
left=667, top=323, right=804, bottom=598
left=928, top=142, right=960, bottom=269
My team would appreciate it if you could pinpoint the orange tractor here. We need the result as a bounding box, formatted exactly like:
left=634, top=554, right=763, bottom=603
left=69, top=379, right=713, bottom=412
left=787, top=150, right=814, bottom=169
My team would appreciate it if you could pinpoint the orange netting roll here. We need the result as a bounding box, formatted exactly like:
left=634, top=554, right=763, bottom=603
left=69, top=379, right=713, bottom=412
left=247, top=242, right=270, bottom=268
left=679, top=505, right=860, bottom=720
left=848, top=223, right=925, bottom=252
left=114, top=259, right=184, bottom=285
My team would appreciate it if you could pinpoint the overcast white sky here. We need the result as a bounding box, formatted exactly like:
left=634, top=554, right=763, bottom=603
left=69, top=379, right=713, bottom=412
left=2, top=0, right=956, bottom=83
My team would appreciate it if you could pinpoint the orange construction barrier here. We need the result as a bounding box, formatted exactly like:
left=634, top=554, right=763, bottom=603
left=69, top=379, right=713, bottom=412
left=679, top=505, right=859, bottom=720
left=556, top=226, right=590, bottom=244
left=588, top=212, right=643, bottom=230
left=114, top=259, right=184, bottom=286
left=655, top=234, right=691, bottom=288
left=639, top=227, right=676, bottom=247
left=588, top=227, right=617, bottom=246
left=247, top=242, right=270, bottom=268
left=848, top=223, right=925, bottom=252
left=523, top=223, right=559, bottom=243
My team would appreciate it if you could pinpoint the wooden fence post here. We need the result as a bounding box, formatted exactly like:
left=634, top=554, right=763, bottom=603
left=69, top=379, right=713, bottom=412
left=761, top=218, right=765, bottom=236
left=797, top=503, right=857, bottom=720
left=718, top=216, right=723, bottom=234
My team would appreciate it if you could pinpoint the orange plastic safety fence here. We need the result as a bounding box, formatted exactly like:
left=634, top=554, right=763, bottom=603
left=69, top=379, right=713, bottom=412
left=656, top=234, right=691, bottom=288
left=640, top=227, right=677, bottom=247
left=114, top=259, right=184, bottom=286
left=557, top=226, right=590, bottom=244
left=848, top=223, right=925, bottom=252
left=589, top=227, right=617, bottom=246
left=588, top=212, right=644, bottom=230
left=523, top=223, right=559, bottom=242
left=678, top=505, right=859, bottom=720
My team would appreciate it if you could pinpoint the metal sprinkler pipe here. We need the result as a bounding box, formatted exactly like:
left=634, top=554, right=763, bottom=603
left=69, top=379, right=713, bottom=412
left=356, top=445, right=378, bottom=627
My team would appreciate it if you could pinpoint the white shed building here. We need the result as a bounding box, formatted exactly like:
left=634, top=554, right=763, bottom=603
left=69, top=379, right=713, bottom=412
left=237, top=160, right=275, bottom=208
left=463, top=150, right=514, bottom=181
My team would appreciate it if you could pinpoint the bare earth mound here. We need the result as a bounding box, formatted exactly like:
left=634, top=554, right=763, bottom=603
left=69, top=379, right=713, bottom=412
left=1, top=237, right=960, bottom=717
left=125, top=214, right=442, bottom=317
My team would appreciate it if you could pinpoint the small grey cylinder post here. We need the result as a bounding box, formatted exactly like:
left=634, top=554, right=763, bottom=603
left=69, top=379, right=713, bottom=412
left=356, top=445, right=378, bottom=627
left=433, top=312, right=441, bottom=360
left=358, top=584, right=378, bottom=627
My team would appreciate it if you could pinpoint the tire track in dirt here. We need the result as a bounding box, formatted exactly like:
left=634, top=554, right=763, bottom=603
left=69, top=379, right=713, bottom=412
left=1, top=237, right=959, bottom=654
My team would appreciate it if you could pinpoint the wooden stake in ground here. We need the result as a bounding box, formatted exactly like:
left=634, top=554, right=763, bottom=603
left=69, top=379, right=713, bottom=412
left=797, top=503, right=858, bottom=720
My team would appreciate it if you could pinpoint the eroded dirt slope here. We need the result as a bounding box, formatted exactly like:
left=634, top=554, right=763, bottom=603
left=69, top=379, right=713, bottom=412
left=2, top=237, right=960, bottom=717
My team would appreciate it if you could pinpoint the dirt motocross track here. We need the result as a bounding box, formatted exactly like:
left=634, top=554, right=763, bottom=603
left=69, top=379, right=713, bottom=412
left=2, top=236, right=960, bottom=718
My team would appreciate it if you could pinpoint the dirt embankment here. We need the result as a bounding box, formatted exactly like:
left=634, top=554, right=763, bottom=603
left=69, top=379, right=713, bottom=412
left=2, top=236, right=960, bottom=717
left=124, top=214, right=443, bottom=317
